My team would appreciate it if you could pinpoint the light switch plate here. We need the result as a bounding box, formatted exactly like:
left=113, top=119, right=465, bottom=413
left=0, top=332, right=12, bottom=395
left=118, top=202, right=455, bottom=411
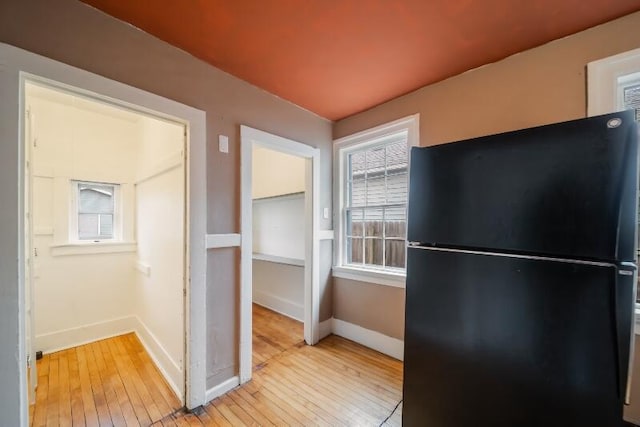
left=219, top=135, right=229, bottom=153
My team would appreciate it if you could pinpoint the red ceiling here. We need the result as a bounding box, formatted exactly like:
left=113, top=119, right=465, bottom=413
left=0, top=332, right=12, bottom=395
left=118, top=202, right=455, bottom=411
left=81, top=0, right=640, bottom=120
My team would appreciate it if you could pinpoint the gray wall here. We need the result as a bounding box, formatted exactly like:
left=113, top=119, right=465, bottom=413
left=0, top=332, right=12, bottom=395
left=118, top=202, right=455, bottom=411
left=0, top=41, right=22, bottom=427
left=0, top=0, right=333, bottom=399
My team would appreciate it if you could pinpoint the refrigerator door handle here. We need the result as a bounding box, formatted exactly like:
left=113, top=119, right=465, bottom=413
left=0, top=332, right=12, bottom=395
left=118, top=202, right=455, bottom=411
left=620, top=262, right=638, bottom=405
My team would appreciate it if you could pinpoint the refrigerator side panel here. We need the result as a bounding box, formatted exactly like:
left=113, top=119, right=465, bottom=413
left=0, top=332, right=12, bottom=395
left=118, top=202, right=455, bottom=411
left=402, top=248, right=626, bottom=427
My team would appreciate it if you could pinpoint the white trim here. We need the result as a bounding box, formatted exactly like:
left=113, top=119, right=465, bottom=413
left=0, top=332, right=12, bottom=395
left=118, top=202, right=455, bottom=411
left=587, top=47, right=640, bottom=116
left=252, top=252, right=305, bottom=267
left=331, top=318, right=404, bottom=361
left=318, top=230, right=335, bottom=241
left=318, top=318, right=332, bottom=340
left=133, top=316, right=183, bottom=402
left=332, top=266, right=406, bottom=288
left=49, top=241, right=137, bottom=256
left=35, top=315, right=136, bottom=355
left=2, top=43, right=207, bottom=423
left=253, top=295, right=304, bottom=322
left=240, top=125, right=321, bottom=385
left=206, top=233, right=241, bottom=249
left=333, top=115, right=419, bottom=284
left=205, top=376, right=240, bottom=403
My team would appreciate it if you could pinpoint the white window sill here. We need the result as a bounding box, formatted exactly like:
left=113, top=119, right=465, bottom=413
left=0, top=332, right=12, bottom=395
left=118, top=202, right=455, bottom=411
left=332, top=265, right=406, bottom=288
left=50, top=241, right=137, bottom=256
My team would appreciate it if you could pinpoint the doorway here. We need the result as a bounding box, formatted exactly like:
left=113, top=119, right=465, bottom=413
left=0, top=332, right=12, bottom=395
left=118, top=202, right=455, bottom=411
left=23, top=80, right=187, bottom=419
left=240, top=126, right=321, bottom=383
left=251, top=146, right=307, bottom=367
left=1, top=42, right=208, bottom=426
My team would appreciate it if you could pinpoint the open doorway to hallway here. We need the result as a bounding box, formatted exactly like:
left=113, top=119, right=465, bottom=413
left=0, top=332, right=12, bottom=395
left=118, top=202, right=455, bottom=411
left=251, top=145, right=307, bottom=367
left=24, top=81, right=187, bottom=425
left=239, top=125, right=321, bottom=383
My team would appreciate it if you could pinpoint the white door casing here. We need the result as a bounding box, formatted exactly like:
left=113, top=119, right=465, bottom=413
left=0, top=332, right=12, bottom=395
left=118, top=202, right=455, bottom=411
left=0, top=42, right=207, bottom=427
left=239, top=125, right=321, bottom=384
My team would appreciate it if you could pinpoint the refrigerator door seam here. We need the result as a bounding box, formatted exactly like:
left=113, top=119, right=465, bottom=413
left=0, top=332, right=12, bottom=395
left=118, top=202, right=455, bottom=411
left=408, top=245, right=622, bottom=268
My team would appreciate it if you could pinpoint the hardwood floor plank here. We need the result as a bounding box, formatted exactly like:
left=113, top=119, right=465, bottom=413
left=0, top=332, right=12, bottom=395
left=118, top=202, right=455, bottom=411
left=106, top=337, right=151, bottom=426
left=226, top=389, right=277, bottom=426
left=45, top=354, right=60, bottom=427
left=208, top=397, right=247, bottom=426
left=83, top=343, right=113, bottom=427
left=202, top=401, right=233, bottom=427
left=76, top=346, right=99, bottom=427
left=67, top=348, right=86, bottom=427
left=121, top=334, right=175, bottom=420
left=32, top=355, right=49, bottom=427
left=90, top=341, right=127, bottom=427
left=241, top=379, right=311, bottom=426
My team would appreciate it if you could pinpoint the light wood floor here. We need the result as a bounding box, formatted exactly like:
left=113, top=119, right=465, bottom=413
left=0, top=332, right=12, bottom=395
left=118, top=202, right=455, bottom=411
left=252, top=303, right=304, bottom=368
left=30, top=333, right=182, bottom=427
left=31, top=306, right=404, bottom=426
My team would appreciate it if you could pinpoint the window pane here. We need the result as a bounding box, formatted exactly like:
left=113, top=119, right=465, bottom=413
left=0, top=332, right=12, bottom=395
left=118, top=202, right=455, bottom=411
left=385, top=206, right=406, bottom=238
left=365, top=147, right=385, bottom=175
left=346, top=209, right=363, bottom=237
left=350, top=179, right=366, bottom=208
left=99, top=214, right=113, bottom=238
left=385, top=240, right=406, bottom=269
left=386, top=136, right=408, bottom=170
left=348, top=237, right=363, bottom=264
left=78, top=213, right=99, bottom=239
left=79, top=183, right=114, bottom=214
left=349, top=151, right=366, bottom=176
left=364, top=208, right=383, bottom=237
left=364, top=238, right=383, bottom=267
left=386, top=173, right=408, bottom=204
left=365, top=176, right=386, bottom=206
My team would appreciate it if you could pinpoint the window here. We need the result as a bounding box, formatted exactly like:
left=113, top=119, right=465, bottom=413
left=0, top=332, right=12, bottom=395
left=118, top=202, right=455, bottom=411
left=73, top=181, right=119, bottom=241
left=334, top=115, right=419, bottom=287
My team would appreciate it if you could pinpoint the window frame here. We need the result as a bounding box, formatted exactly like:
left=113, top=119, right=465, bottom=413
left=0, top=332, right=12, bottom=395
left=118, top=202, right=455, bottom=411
left=333, top=115, right=419, bottom=288
left=69, top=180, right=122, bottom=243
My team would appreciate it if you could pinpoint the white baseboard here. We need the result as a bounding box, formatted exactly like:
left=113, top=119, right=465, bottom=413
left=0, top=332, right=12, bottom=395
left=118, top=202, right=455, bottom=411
left=133, top=316, right=184, bottom=402
left=205, top=376, right=239, bottom=403
left=319, top=318, right=332, bottom=340
left=35, top=315, right=136, bottom=354
left=331, top=318, right=404, bottom=361
left=253, top=291, right=304, bottom=322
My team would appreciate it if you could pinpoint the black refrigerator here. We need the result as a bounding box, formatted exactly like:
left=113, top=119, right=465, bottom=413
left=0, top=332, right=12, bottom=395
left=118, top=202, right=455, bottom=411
left=403, top=110, right=639, bottom=427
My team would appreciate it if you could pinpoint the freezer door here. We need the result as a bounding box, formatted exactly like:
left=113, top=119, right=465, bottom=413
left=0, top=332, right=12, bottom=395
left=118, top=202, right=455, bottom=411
left=402, top=248, right=632, bottom=427
left=407, top=111, right=638, bottom=261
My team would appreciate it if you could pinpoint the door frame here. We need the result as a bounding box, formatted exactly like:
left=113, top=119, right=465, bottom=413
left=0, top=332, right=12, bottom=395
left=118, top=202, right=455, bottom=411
left=239, top=125, right=320, bottom=383
left=0, top=42, right=208, bottom=427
